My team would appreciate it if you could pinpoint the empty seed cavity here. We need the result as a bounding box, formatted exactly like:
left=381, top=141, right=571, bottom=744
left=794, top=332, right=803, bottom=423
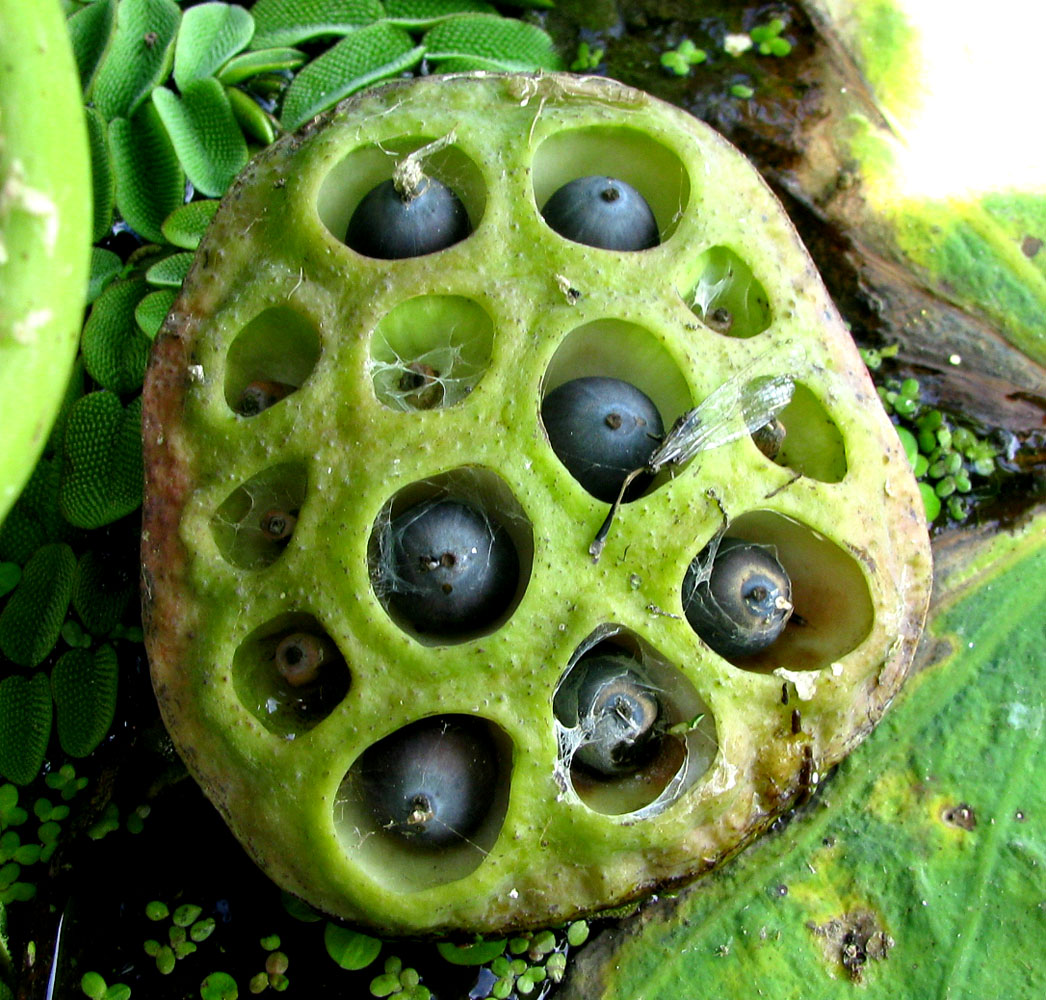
left=232, top=614, right=350, bottom=736
left=369, top=294, right=495, bottom=411
left=224, top=306, right=321, bottom=415
left=684, top=246, right=771, bottom=338
left=211, top=463, right=306, bottom=569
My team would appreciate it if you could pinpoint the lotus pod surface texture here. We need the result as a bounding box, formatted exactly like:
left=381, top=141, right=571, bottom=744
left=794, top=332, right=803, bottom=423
left=142, top=73, right=932, bottom=937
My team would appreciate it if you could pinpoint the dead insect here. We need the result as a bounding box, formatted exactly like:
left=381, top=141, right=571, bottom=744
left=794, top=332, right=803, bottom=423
left=752, top=416, right=787, bottom=461
left=706, top=306, right=734, bottom=334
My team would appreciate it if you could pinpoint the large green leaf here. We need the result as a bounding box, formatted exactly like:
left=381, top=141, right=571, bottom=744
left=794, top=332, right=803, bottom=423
left=250, top=0, right=384, bottom=48
left=108, top=103, right=185, bottom=244
left=172, top=1, right=255, bottom=90
left=561, top=512, right=1046, bottom=998
left=152, top=78, right=248, bottom=198
left=422, top=13, right=562, bottom=72
left=89, top=0, right=181, bottom=120
left=279, top=22, right=423, bottom=130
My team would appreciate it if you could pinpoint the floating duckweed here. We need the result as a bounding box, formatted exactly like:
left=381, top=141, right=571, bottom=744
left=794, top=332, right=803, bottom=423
left=661, top=39, right=707, bottom=76
left=751, top=19, right=793, bottom=57
left=146, top=900, right=170, bottom=922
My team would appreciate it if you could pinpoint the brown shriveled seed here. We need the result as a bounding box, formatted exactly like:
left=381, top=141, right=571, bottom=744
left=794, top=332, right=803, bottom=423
left=752, top=417, right=786, bottom=460
left=397, top=362, right=444, bottom=409
left=274, top=633, right=331, bottom=687
left=260, top=508, right=298, bottom=541
left=236, top=380, right=296, bottom=416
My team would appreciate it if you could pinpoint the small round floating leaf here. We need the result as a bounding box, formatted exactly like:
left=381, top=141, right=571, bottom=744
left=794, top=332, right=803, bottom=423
left=0, top=542, right=75, bottom=668
left=90, top=0, right=181, bottom=121
left=356, top=716, right=498, bottom=848
left=324, top=922, right=382, bottom=971
left=250, top=0, right=384, bottom=49
left=541, top=176, right=659, bottom=251
left=279, top=23, right=423, bottom=131
left=382, top=499, right=519, bottom=635
left=682, top=537, right=793, bottom=658
left=80, top=971, right=107, bottom=1000
left=423, top=14, right=563, bottom=72
left=436, top=938, right=507, bottom=966
left=109, top=104, right=185, bottom=245
left=200, top=971, right=238, bottom=999
left=85, top=108, right=115, bottom=243
left=136, top=289, right=178, bottom=338
left=541, top=377, right=664, bottom=503
left=52, top=645, right=119, bottom=758
left=87, top=249, right=122, bottom=305
left=173, top=2, right=255, bottom=91
left=146, top=252, right=195, bottom=289
left=161, top=200, right=220, bottom=250
left=0, top=673, right=52, bottom=786
left=346, top=177, right=471, bottom=259
left=60, top=393, right=143, bottom=529
left=152, top=79, right=249, bottom=199
left=216, top=47, right=306, bottom=85
left=81, top=278, right=152, bottom=393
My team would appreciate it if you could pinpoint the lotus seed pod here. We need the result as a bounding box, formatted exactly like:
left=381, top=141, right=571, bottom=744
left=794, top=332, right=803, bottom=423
left=142, top=74, right=932, bottom=937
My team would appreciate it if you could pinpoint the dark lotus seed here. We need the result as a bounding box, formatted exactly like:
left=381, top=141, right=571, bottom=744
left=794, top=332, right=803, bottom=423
left=356, top=716, right=498, bottom=848
left=346, top=176, right=470, bottom=259
left=541, top=376, right=664, bottom=503
left=682, top=537, right=793, bottom=658
left=541, top=176, right=659, bottom=251
left=559, top=655, right=662, bottom=777
left=384, top=499, right=519, bottom=635
left=236, top=380, right=295, bottom=416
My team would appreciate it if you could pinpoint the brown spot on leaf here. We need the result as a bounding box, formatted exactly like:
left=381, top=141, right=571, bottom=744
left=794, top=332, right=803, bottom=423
left=941, top=802, right=977, bottom=830
left=808, top=908, right=894, bottom=982
left=1021, top=235, right=1042, bottom=258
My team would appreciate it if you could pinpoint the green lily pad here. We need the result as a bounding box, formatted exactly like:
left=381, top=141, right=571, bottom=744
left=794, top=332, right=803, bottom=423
left=422, top=13, right=563, bottom=72
left=173, top=1, right=255, bottom=91
left=89, top=0, right=181, bottom=121
left=279, top=22, right=423, bottom=129
left=152, top=78, right=249, bottom=199
left=60, top=392, right=143, bottom=530
left=560, top=510, right=1046, bottom=998
left=109, top=103, right=186, bottom=245
left=250, top=0, right=384, bottom=49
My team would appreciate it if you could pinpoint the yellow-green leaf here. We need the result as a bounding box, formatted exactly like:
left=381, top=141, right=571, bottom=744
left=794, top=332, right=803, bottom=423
left=422, top=13, right=562, bottom=72
left=250, top=0, right=384, bottom=49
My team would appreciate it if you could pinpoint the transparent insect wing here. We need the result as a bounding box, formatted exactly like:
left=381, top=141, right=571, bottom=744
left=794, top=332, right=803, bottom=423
left=649, top=370, right=796, bottom=471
